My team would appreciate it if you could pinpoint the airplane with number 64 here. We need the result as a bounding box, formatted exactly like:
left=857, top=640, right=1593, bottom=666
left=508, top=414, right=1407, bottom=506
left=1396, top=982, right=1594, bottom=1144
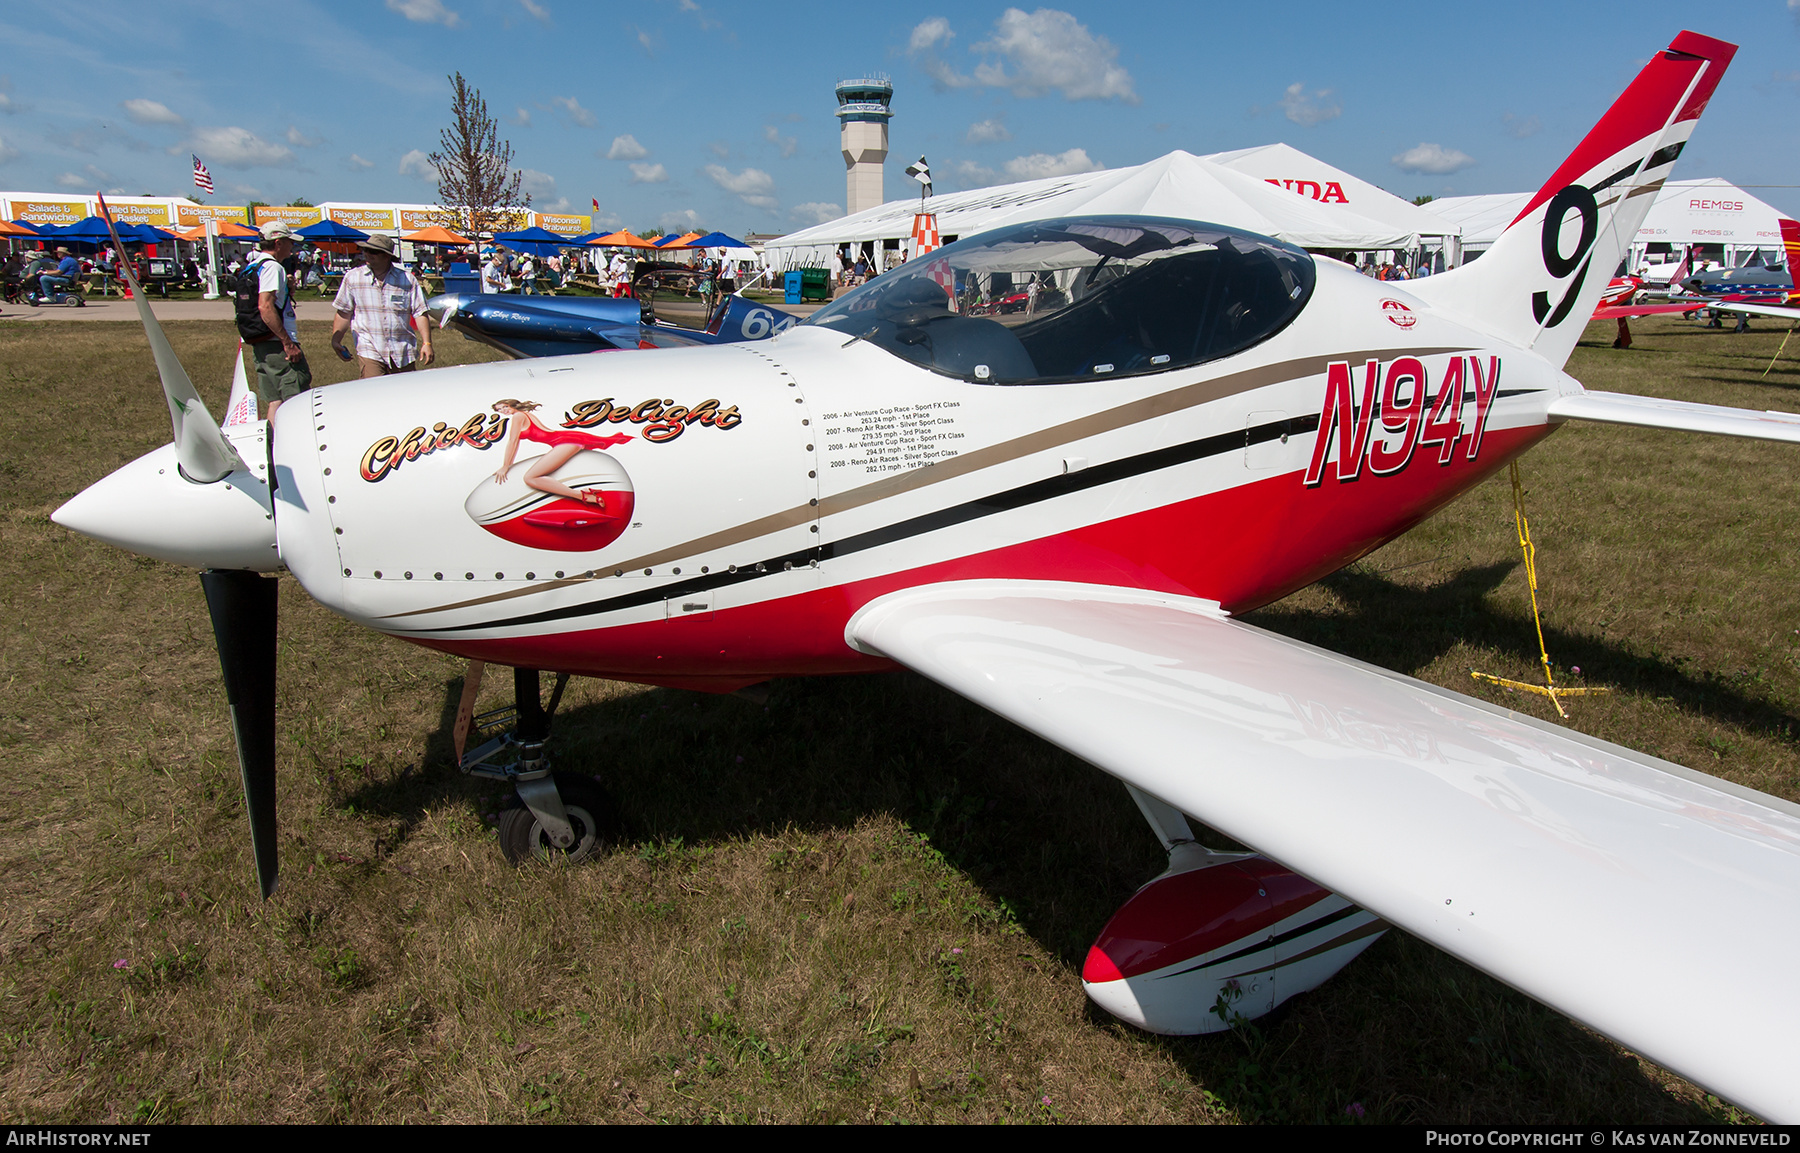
left=49, top=30, right=1800, bottom=1122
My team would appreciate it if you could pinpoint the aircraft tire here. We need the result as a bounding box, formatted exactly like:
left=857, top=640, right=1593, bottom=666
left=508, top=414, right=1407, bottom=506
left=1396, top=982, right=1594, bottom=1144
left=497, top=772, right=619, bottom=866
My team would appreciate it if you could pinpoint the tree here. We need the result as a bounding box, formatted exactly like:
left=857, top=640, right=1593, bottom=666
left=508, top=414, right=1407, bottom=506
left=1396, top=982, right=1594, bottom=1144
left=287, top=197, right=315, bottom=208
left=429, top=73, right=527, bottom=238
left=1412, top=194, right=1435, bottom=206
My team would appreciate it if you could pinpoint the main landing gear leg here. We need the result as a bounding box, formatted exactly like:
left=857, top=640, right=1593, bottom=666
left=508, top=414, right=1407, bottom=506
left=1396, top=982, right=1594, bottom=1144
left=458, top=666, right=617, bottom=864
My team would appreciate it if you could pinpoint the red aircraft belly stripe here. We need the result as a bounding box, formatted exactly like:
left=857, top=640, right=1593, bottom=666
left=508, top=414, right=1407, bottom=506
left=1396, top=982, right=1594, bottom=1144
left=414, top=424, right=1550, bottom=686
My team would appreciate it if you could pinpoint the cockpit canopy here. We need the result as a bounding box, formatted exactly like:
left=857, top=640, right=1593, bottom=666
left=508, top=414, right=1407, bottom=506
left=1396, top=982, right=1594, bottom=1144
left=805, top=217, right=1315, bottom=385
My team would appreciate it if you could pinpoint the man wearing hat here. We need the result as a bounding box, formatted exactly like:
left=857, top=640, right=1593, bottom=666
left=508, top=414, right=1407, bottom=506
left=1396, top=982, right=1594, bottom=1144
left=35, top=246, right=79, bottom=303
left=240, top=222, right=310, bottom=420
left=330, top=233, right=433, bottom=378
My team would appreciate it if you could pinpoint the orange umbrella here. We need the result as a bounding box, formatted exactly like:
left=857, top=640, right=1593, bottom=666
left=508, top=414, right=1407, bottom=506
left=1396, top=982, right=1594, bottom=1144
left=177, top=221, right=259, bottom=240
left=0, top=219, right=35, bottom=237
left=402, top=225, right=472, bottom=246
left=589, top=229, right=659, bottom=248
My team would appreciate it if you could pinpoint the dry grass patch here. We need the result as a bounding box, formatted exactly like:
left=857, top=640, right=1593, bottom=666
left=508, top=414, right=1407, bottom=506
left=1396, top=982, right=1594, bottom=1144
left=0, top=315, right=1791, bottom=1123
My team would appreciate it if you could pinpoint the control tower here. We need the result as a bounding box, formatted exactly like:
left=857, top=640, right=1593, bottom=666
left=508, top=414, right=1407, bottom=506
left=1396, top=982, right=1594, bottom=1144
left=836, top=76, right=893, bottom=216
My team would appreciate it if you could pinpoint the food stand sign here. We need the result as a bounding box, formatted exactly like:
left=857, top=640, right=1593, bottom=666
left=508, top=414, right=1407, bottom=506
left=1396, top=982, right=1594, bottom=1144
left=10, top=199, right=87, bottom=225
left=328, top=207, right=397, bottom=231
left=101, top=201, right=172, bottom=225
left=177, top=203, right=252, bottom=225
left=254, top=206, right=323, bottom=227
left=533, top=212, right=590, bottom=235
left=399, top=208, right=464, bottom=231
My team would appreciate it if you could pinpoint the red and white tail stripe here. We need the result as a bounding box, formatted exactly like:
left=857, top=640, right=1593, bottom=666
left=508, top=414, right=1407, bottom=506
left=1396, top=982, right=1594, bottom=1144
left=1410, top=31, right=1737, bottom=368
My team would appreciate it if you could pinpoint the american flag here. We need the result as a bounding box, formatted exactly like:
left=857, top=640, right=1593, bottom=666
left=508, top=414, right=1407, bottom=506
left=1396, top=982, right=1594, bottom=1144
left=192, top=155, right=213, bottom=195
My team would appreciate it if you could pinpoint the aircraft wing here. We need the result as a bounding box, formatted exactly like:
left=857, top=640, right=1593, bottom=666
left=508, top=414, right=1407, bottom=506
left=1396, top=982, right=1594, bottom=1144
left=1715, top=302, right=1800, bottom=321
left=1547, top=391, right=1800, bottom=443
left=846, top=580, right=1800, bottom=1122
left=1590, top=303, right=1702, bottom=319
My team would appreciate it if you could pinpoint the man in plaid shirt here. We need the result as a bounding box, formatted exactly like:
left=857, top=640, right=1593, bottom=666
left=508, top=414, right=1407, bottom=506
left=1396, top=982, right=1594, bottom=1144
left=329, top=234, right=434, bottom=377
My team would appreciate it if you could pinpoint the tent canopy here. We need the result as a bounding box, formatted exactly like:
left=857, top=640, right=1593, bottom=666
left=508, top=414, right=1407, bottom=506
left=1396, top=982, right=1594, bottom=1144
left=764, top=150, right=1441, bottom=268
left=297, top=219, right=370, bottom=241
left=1420, top=180, right=1791, bottom=254
left=588, top=230, right=659, bottom=249
left=1203, top=142, right=1457, bottom=243
left=1633, top=179, right=1789, bottom=249
left=494, top=226, right=571, bottom=257
left=1413, top=193, right=1530, bottom=252
left=690, top=231, right=751, bottom=249
left=402, top=225, right=472, bottom=246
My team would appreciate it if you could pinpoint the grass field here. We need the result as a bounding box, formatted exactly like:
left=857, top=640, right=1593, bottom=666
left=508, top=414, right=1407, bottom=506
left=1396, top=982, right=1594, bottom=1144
left=0, top=312, right=1795, bottom=1124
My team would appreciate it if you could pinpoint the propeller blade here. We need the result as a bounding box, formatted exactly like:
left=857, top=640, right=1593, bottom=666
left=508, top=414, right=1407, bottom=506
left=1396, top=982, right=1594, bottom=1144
left=96, top=194, right=243, bottom=483
left=200, top=569, right=280, bottom=899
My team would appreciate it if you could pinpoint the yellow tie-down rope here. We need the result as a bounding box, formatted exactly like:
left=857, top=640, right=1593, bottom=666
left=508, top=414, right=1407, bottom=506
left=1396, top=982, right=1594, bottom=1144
left=1471, top=460, right=1610, bottom=719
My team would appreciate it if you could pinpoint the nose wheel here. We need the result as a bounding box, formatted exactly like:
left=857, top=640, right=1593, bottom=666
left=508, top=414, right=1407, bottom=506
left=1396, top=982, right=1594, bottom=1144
left=497, top=772, right=617, bottom=864
left=457, top=664, right=621, bottom=866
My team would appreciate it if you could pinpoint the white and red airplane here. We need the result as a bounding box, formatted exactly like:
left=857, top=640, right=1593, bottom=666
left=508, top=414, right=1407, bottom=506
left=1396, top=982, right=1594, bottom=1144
left=51, top=31, right=1800, bottom=1121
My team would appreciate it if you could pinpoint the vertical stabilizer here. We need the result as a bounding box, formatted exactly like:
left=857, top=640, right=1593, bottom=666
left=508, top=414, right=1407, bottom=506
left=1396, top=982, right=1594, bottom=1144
left=1409, top=31, right=1736, bottom=367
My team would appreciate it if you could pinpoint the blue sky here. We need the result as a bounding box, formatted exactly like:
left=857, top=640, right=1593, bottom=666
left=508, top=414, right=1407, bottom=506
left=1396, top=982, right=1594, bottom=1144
left=1, top=0, right=1796, bottom=233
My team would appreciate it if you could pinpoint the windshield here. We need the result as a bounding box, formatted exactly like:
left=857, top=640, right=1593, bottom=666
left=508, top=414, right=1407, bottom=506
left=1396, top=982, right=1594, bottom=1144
left=805, top=217, right=1314, bottom=385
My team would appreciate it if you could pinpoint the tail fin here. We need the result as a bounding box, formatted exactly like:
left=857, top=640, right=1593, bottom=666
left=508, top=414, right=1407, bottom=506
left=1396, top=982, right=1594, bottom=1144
left=1409, top=30, right=1736, bottom=367
left=704, top=292, right=801, bottom=341
left=222, top=340, right=258, bottom=428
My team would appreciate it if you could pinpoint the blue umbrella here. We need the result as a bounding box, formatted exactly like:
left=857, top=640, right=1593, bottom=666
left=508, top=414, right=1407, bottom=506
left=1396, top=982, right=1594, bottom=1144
left=9, top=219, right=48, bottom=235
left=493, top=226, right=571, bottom=258
left=120, top=222, right=177, bottom=244
left=296, top=218, right=371, bottom=242
left=689, top=231, right=751, bottom=249
left=56, top=216, right=119, bottom=243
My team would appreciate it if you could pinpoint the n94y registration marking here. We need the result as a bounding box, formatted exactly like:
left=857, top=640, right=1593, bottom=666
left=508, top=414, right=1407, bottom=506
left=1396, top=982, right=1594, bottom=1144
left=1303, top=355, right=1502, bottom=487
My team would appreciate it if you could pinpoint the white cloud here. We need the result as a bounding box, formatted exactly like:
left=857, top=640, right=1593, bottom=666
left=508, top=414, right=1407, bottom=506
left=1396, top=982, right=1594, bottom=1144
left=399, top=149, right=439, bottom=180
left=519, top=0, right=549, bottom=21
left=512, top=107, right=532, bottom=127
left=954, top=159, right=998, bottom=189
left=1501, top=112, right=1541, bottom=139
left=347, top=153, right=375, bottom=169
left=286, top=125, right=321, bottom=147
left=909, top=10, right=1137, bottom=103
left=910, top=15, right=953, bottom=52
left=607, top=134, right=647, bottom=160
left=517, top=168, right=557, bottom=197
left=56, top=171, right=88, bottom=189
left=764, top=125, right=797, bottom=157
left=705, top=163, right=776, bottom=209
left=538, top=196, right=571, bottom=211
left=790, top=202, right=842, bottom=226
left=1003, top=148, right=1102, bottom=179
left=707, top=140, right=730, bottom=158
left=0, top=76, right=16, bottom=115
left=660, top=208, right=703, bottom=232
left=1276, top=82, right=1341, bottom=127
left=551, top=95, right=594, bottom=127
left=1391, top=142, right=1476, bottom=175
left=965, top=117, right=1010, bottom=144
left=0, top=135, right=17, bottom=164
left=188, top=126, right=293, bottom=166
left=387, top=0, right=460, bottom=27
left=629, top=162, right=667, bottom=184
left=122, top=98, right=183, bottom=126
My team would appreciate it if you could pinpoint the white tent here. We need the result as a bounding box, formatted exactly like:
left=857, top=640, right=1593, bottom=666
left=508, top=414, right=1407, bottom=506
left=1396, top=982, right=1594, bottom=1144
left=1420, top=179, right=1790, bottom=268
left=1632, top=178, right=1788, bottom=253
left=1413, top=193, right=1531, bottom=254
left=1202, top=142, right=1462, bottom=262
left=763, top=150, right=1448, bottom=270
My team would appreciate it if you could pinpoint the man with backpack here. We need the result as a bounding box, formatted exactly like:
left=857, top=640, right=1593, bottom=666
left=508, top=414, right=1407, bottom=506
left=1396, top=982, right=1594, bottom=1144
left=236, top=222, right=310, bottom=421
